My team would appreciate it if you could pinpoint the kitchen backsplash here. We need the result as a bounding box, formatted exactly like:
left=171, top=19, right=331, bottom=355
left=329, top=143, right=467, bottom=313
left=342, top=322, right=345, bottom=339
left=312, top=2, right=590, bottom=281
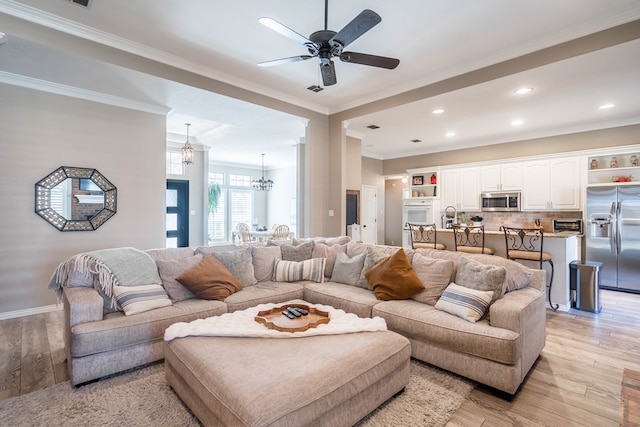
left=450, top=211, right=583, bottom=232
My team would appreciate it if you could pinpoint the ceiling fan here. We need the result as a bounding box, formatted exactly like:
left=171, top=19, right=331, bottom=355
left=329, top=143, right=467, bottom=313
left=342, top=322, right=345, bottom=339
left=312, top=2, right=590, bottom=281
left=257, top=0, right=400, bottom=87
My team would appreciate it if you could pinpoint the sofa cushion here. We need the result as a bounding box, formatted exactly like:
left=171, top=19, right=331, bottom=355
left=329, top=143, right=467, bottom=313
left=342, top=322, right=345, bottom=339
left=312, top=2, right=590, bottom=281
left=155, top=254, right=203, bottom=301
left=372, top=299, right=520, bottom=365
left=272, top=258, right=326, bottom=283
left=113, top=284, right=172, bottom=316
left=304, top=281, right=381, bottom=318
left=252, top=246, right=281, bottom=282
left=330, top=252, right=366, bottom=286
left=435, top=283, right=493, bottom=323
left=365, top=249, right=424, bottom=301
left=456, top=256, right=506, bottom=306
left=223, top=281, right=304, bottom=312
left=410, top=253, right=455, bottom=305
left=279, top=241, right=315, bottom=262
left=210, top=247, right=257, bottom=287
left=312, top=243, right=347, bottom=277
left=176, top=256, right=243, bottom=301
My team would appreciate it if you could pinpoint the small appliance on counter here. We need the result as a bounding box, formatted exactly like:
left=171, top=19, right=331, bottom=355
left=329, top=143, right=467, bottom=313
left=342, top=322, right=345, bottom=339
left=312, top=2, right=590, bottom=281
left=552, top=218, right=583, bottom=234
left=442, top=206, right=457, bottom=229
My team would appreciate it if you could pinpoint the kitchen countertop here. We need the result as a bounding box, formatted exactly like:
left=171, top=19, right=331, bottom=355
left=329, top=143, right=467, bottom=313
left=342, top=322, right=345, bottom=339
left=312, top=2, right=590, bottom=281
left=432, top=228, right=582, bottom=238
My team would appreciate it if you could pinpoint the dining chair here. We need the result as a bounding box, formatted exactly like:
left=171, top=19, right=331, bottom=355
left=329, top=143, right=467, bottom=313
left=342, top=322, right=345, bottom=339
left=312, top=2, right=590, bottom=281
left=501, top=226, right=557, bottom=310
left=452, top=224, right=494, bottom=255
left=236, top=223, right=254, bottom=245
left=271, top=224, right=290, bottom=241
left=406, top=223, right=446, bottom=250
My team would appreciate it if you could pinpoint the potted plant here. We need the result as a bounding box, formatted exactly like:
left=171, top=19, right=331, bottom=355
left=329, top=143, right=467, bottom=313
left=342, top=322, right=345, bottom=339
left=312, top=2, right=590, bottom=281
left=208, top=182, right=221, bottom=215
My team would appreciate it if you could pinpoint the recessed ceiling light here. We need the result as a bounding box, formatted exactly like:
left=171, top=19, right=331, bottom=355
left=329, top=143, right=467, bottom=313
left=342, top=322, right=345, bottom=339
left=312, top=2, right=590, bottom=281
left=511, top=120, right=524, bottom=126
left=514, top=87, right=533, bottom=95
left=432, top=109, right=444, bottom=114
left=366, top=124, right=380, bottom=129
left=410, top=139, right=422, bottom=143
left=599, top=103, right=615, bottom=110
left=446, top=132, right=456, bottom=137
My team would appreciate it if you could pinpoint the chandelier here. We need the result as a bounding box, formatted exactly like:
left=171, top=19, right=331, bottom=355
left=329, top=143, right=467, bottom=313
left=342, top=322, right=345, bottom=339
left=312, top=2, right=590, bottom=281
left=252, top=153, right=274, bottom=191
left=182, top=123, right=194, bottom=165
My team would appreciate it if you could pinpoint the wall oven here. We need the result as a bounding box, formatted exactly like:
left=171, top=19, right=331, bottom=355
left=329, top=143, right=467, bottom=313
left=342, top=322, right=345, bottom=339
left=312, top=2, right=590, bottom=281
left=480, top=192, right=521, bottom=212
left=402, top=199, right=434, bottom=247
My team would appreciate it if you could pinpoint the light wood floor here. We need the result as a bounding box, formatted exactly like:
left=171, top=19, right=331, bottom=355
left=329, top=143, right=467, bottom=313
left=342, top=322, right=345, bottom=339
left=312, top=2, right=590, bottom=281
left=1, top=290, right=638, bottom=426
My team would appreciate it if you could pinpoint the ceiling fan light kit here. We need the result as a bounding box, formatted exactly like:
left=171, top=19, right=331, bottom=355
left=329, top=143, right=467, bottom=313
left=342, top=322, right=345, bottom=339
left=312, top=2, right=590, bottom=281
left=258, top=0, right=399, bottom=87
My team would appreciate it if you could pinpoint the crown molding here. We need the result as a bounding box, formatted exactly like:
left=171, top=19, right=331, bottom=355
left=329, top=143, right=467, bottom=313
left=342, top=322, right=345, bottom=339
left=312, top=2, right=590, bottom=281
left=0, top=0, right=327, bottom=115
left=0, top=70, right=170, bottom=114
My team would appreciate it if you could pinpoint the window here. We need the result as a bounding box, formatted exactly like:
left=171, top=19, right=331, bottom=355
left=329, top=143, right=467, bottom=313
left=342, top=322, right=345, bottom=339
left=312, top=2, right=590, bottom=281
left=166, top=151, right=183, bottom=175
left=207, top=173, right=254, bottom=243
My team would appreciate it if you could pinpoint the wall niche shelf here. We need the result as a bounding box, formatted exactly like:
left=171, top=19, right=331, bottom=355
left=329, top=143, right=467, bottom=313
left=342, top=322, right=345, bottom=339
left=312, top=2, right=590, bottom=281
left=588, top=152, right=639, bottom=185
left=409, top=170, right=438, bottom=198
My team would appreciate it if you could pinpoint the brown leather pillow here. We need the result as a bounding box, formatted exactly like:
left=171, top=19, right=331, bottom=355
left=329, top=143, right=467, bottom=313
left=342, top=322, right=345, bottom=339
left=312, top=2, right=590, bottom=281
left=176, top=256, right=243, bottom=300
left=365, top=249, right=424, bottom=301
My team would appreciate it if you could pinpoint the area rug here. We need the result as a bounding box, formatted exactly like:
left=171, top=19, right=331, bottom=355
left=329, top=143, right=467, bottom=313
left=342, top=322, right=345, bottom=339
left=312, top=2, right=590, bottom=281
left=0, top=359, right=474, bottom=426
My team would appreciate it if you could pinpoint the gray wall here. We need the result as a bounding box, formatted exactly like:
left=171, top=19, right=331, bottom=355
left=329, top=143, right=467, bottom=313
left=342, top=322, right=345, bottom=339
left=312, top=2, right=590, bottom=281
left=0, top=84, right=166, bottom=314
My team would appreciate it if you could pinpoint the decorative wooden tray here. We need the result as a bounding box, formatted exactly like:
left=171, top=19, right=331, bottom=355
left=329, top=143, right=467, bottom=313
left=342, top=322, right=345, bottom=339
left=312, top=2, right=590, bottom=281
left=255, top=304, right=330, bottom=332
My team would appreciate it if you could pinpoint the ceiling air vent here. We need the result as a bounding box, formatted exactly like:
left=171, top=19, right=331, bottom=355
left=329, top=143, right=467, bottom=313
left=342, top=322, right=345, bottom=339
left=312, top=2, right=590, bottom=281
left=66, top=0, right=90, bottom=7
left=366, top=125, right=380, bottom=130
left=307, top=85, right=323, bottom=93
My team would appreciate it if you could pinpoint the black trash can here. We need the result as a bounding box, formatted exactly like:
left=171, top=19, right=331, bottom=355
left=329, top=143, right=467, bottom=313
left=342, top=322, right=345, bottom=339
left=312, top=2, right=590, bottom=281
left=569, top=260, right=603, bottom=313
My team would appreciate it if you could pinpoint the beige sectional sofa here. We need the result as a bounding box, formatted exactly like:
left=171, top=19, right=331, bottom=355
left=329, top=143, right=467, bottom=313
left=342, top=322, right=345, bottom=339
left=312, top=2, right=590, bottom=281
left=56, top=236, right=545, bottom=395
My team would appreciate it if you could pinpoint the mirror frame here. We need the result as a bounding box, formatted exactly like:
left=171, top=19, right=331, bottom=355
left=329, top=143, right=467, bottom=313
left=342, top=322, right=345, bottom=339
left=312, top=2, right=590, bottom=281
left=35, top=166, right=117, bottom=231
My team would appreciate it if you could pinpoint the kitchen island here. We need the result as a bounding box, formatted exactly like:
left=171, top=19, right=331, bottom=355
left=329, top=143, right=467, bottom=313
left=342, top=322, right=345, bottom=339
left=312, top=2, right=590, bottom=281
left=406, top=228, right=580, bottom=311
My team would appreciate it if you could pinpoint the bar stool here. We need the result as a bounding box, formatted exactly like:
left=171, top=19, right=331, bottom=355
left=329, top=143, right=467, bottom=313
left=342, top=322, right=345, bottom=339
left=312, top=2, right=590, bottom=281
left=501, top=226, right=557, bottom=310
left=452, top=224, right=494, bottom=255
left=406, top=223, right=446, bottom=250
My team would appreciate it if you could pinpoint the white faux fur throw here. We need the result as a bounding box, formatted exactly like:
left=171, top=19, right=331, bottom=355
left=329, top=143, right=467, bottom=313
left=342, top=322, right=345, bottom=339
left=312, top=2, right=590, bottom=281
left=164, top=302, right=387, bottom=341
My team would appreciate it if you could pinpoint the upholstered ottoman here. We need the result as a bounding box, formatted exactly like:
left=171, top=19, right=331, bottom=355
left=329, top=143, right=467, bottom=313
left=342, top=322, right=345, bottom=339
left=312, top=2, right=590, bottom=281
left=164, top=328, right=410, bottom=426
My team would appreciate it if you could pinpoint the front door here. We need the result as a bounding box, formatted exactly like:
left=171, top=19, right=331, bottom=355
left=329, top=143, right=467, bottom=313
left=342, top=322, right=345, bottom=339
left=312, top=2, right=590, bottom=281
left=166, top=179, right=189, bottom=248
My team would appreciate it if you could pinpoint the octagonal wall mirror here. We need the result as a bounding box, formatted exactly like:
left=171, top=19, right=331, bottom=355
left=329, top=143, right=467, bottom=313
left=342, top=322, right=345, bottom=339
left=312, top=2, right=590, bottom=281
left=35, top=166, right=117, bottom=231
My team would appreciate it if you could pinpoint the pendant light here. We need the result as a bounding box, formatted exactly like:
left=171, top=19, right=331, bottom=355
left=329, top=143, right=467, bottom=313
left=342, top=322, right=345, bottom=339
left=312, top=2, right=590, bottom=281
left=182, top=123, right=194, bottom=165
left=252, top=153, right=274, bottom=191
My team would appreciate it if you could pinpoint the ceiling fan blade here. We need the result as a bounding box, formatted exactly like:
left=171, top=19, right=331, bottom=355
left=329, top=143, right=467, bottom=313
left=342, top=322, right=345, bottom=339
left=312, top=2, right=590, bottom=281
left=320, top=61, right=337, bottom=86
left=331, top=9, right=381, bottom=50
left=339, top=51, right=399, bottom=69
left=258, top=17, right=313, bottom=46
left=258, top=55, right=313, bottom=67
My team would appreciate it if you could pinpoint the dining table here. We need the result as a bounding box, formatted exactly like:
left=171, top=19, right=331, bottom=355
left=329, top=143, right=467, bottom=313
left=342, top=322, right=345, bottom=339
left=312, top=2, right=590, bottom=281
left=232, top=229, right=293, bottom=243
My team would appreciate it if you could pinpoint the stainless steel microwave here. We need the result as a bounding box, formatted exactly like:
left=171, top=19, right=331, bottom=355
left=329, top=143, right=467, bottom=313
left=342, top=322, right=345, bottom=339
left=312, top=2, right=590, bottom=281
left=480, top=192, right=521, bottom=212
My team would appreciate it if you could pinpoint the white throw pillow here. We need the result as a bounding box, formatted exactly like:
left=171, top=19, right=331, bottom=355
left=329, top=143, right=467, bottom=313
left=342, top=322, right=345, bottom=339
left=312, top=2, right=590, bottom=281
left=113, top=284, right=172, bottom=316
left=272, top=258, right=326, bottom=283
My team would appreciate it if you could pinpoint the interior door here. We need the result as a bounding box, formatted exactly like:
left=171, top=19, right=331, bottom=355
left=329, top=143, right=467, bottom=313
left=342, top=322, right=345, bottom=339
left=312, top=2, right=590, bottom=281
left=166, top=179, right=189, bottom=248
left=361, top=185, right=377, bottom=244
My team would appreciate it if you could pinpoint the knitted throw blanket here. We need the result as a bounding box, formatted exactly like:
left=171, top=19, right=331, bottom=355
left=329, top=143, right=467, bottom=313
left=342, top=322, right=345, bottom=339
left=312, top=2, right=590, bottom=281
left=164, top=302, right=387, bottom=341
left=48, top=247, right=162, bottom=308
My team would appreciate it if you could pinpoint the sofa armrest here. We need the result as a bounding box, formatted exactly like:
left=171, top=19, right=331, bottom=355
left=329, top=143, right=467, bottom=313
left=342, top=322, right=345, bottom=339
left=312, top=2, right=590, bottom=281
left=490, top=287, right=545, bottom=334
left=63, top=287, right=104, bottom=327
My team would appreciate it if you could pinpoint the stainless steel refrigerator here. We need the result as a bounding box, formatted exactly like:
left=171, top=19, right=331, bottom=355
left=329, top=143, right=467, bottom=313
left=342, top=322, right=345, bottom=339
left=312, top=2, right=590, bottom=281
left=586, top=185, right=640, bottom=292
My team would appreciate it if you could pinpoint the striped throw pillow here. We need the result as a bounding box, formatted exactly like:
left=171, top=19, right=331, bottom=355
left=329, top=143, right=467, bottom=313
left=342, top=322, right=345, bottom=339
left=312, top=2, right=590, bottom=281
left=434, top=283, right=493, bottom=323
left=272, top=258, right=326, bottom=283
left=113, top=284, right=172, bottom=316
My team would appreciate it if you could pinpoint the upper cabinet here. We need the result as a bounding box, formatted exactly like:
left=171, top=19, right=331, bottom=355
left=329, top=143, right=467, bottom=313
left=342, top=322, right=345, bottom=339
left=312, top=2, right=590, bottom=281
left=441, top=167, right=481, bottom=210
left=587, top=151, right=640, bottom=186
left=407, top=169, right=438, bottom=198
left=481, top=163, right=522, bottom=192
left=522, top=157, right=581, bottom=210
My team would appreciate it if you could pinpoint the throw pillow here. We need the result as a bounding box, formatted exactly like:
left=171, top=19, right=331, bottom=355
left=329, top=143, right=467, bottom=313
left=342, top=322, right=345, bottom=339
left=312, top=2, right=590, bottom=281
left=155, top=254, right=203, bottom=301
left=435, top=283, right=493, bottom=323
left=355, top=245, right=396, bottom=289
left=410, top=253, right=456, bottom=305
left=211, top=247, right=257, bottom=287
left=330, top=252, right=366, bottom=286
left=113, top=284, right=172, bottom=316
left=365, top=249, right=425, bottom=301
left=455, top=256, right=506, bottom=306
left=272, top=258, right=326, bottom=283
left=312, top=243, right=347, bottom=277
left=176, top=256, right=243, bottom=300
left=252, top=246, right=282, bottom=282
left=278, top=241, right=315, bottom=262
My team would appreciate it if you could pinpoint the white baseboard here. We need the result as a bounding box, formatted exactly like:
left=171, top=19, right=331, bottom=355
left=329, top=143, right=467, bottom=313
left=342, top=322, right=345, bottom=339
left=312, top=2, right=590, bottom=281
left=0, top=304, right=63, bottom=321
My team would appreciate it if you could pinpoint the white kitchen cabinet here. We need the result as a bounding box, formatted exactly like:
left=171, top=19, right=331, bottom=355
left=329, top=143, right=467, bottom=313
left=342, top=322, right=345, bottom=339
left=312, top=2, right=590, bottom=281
left=522, top=157, right=581, bottom=210
left=481, top=163, right=522, bottom=192
left=441, top=167, right=481, bottom=211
